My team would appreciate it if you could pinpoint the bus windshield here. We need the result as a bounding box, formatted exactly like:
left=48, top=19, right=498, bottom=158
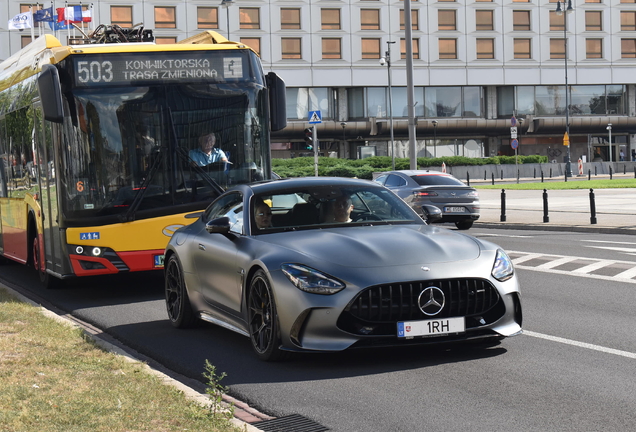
left=59, top=52, right=270, bottom=224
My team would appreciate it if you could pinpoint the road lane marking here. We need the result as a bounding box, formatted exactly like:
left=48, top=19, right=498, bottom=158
left=511, top=253, right=543, bottom=265
left=536, top=256, right=578, bottom=270
left=524, top=330, right=636, bottom=360
left=583, top=240, right=636, bottom=246
left=571, top=260, right=615, bottom=274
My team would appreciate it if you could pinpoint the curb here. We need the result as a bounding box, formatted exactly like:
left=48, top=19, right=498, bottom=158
left=474, top=221, right=636, bottom=236
left=0, top=282, right=270, bottom=432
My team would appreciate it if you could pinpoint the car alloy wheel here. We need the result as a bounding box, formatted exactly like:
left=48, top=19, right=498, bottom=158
left=248, top=270, right=287, bottom=361
left=455, top=220, right=474, bottom=230
left=165, top=255, right=196, bottom=328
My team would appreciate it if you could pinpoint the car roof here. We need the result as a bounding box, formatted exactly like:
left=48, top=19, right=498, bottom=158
left=233, top=176, right=379, bottom=195
left=388, top=170, right=454, bottom=177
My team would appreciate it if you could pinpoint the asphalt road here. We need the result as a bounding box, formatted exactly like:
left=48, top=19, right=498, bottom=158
left=2, top=226, right=636, bottom=431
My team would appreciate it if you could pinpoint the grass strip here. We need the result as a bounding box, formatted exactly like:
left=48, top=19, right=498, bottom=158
left=473, top=178, right=636, bottom=190
left=0, top=288, right=241, bottom=432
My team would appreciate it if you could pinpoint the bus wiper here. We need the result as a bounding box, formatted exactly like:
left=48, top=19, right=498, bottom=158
left=119, top=146, right=165, bottom=222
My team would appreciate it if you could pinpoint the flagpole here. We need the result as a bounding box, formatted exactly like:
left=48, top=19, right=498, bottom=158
left=30, top=5, right=36, bottom=40
left=66, top=2, right=70, bottom=43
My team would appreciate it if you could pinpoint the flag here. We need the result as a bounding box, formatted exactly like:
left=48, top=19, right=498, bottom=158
left=82, top=10, right=92, bottom=23
left=57, top=6, right=82, bottom=23
left=8, top=11, right=33, bottom=30
left=49, top=15, right=69, bottom=30
left=34, top=7, right=54, bottom=22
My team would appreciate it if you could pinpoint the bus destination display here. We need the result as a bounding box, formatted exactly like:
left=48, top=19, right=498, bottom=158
left=73, top=53, right=245, bottom=86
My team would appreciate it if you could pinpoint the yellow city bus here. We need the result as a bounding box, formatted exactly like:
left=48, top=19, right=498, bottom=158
left=0, top=27, right=286, bottom=288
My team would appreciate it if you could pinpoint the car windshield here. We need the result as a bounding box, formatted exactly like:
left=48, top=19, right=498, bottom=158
left=252, top=185, right=422, bottom=232
left=411, top=174, right=466, bottom=186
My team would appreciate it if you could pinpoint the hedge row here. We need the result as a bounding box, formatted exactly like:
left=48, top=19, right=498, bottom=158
left=272, top=155, right=549, bottom=179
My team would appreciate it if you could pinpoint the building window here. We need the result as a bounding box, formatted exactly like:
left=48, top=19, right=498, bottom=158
left=513, top=11, right=531, bottom=31
left=586, top=38, right=603, bottom=58
left=240, top=8, right=260, bottom=29
left=476, top=10, right=494, bottom=31
left=400, top=10, right=418, bottom=30
left=585, top=0, right=601, bottom=3
left=514, top=38, right=531, bottom=59
left=550, top=11, right=564, bottom=31
left=550, top=38, right=566, bottom=59
left=439, top=38, right=457, bottom=59
left=155, top=7, right=176, bottom=29
left=621, top=39, right=636, bottom=57
left=361, top=9, right=380, bottom=30
left=362, top=38, right=381, bottom=58
left=475, top=0, right=493, bottom=2
left=621, top=11, right=636, bottom=31
left=321, top=9, right=340, bottom=30
left=197, top=7, right=218, bottom=29
left=241, top=38, right=260, bottom=56
left=586, top=11, right=602, bottom=31
left=513, top=0, right=530, bottom=2
left=281, top=8, right=300, bottom=30
left=438, top=10, right=456, bottom=31
left=287, top=88, right=332, bottom=120
left=111, top=6, right=132, bottom=27
left=476, top=38, right=494, bottom=59
left=322, top=38, right=342, bottom=59
left=21, top=35, right=32, bottom=48
left=438, top=0, right=456, bottom=2
left=155, top=37, right=177, bottom=44
left=281, top=38, right=301, bottom=59
left=401, top=38, right=420, bottom=59
left=621, top=0, right=636, bottom=3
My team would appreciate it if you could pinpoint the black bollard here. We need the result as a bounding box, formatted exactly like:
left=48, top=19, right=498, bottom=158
left=500, top=189, right=507, bottom=222
left=491, top=173, right=495, bottom=185
left=484, top=170, right=487, bottom=181
left=589, top=188, right=597, bottom=224
left=542, top=189, right=549, bottom=223
left=564, top=171, right=567, bottom=182
left=517, top=170, right=520, bottom=184
left=550, top=168, right=552, bottom=178
left=624, top=165, right=627, bottom=175
left=634, top=167, right=636, bottom=179
left=534, top=168, right=536, bottom=179
left=541, top=171, right=544, bottom=182
left=610, top=166, right=613, bottom=180
left=595, top=165, right=597, bottom=176
left=588, top=169, right=591, bottom=181
left=466, top=172, right=470, bottom=186
left=500, top=170, right=503, bottom=180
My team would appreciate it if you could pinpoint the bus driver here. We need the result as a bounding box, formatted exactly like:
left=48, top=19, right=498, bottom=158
left=189, top=132, right=228, bottom=166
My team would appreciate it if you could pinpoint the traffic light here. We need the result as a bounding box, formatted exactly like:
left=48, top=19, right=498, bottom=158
left=304, top=127, right=313, bottom=150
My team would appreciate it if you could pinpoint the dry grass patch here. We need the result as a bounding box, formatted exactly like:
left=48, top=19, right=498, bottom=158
left=0, top=288, right=241, bottom=432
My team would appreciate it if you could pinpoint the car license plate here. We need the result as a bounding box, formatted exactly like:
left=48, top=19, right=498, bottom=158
left=154, top=254, right=165, bottom=268
left=444, top=206, right=466, bottom=213
left=397, top=317, right=465, bottom=338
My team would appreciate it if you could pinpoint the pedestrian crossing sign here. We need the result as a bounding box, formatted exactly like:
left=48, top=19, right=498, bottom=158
left=308, top=110, right=322, bottom=124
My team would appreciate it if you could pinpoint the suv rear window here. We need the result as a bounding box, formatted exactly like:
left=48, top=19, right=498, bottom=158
left=411, top=175, right=465, bottom=186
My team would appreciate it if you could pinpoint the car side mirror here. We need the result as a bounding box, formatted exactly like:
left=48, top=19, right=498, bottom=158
left=205, top=217, right=231, bottom=234
left=421, top=205, right=442, bottom=224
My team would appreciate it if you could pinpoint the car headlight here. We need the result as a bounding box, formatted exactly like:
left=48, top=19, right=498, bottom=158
left=281, top=264, right=345, bottom=295
left=492, top=249, right=514, bottom=281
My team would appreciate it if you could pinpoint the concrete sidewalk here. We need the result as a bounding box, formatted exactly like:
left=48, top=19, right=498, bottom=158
left=471, top=183, right=636, bottom=235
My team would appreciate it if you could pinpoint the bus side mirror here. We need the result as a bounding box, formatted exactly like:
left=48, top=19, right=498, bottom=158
left=266, top=72, right=287, bottom=132
left=37, top=65, right=64, bottom=123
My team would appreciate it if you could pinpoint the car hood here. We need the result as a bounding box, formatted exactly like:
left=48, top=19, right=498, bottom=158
left=261, top=225, right=481, bottom=268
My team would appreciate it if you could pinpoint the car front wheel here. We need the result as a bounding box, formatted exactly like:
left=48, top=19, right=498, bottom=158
left=248, top=270, right=287, bottom=361
left=165, top=255, right=196, bottom=328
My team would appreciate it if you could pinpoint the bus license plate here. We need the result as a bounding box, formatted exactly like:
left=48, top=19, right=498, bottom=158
left=154, top=254, right=165, bottom=268
left=444, top=206, right=466, bottom=213
left=397, top=317, right=465, bottom=338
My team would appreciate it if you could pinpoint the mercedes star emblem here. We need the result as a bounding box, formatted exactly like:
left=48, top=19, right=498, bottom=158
left=417, top=286, right=445, bottom=316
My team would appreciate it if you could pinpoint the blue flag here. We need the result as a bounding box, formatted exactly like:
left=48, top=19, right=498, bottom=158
left=34, top=7, right=54, bottom=23
left=48, top=16, right=69, bottom=30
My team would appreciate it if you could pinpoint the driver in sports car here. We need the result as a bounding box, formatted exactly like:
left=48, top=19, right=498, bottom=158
left=323, top=194, right=353, bottom=223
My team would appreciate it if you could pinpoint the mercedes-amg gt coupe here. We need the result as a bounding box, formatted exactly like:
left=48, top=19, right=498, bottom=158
left=164, top=177, right=522, bottom=361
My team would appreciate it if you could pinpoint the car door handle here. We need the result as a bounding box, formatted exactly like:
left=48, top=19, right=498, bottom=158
left=198, top=244, right=205, bottom=250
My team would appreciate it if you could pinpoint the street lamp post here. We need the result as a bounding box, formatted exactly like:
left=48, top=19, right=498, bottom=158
left=556, top=0, right=573, bottom=177
left=432, top=120, right=438, bottom=158
left=221, top=0, right=234, bottom=39
left=607, top=123, right=613, bottom=163
left=380, top=41, right=396, bottom=170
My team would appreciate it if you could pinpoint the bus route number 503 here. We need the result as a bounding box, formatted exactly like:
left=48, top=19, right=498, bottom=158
left=77, top=61, right=114, bottom=84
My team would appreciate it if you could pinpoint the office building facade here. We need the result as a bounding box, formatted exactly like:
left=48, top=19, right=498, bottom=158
left=3, top=0, right=635, bottom=162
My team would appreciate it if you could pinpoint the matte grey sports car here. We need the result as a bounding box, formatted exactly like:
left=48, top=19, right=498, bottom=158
left=164, top=177, right=522, bottom=361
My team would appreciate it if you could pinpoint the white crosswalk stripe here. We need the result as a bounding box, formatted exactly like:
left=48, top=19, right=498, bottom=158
left=509, top=251, right=636, bottom=284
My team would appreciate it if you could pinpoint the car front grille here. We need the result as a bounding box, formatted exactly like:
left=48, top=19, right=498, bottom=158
left=337, top=278, right=504, bottom=336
